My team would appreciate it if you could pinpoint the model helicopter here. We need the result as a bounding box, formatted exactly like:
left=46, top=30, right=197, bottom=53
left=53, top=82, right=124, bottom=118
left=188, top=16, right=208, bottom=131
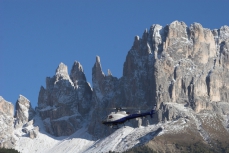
left=102, top=104, right=156, bottom=128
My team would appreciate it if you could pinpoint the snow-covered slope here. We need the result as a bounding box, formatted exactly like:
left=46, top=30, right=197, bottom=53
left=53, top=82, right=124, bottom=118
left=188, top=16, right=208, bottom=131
left=14, top=109, right=163, bottom=153
left=13, top=102, right=229, bottom=153
left=14, top=117, right=162, bottom=153
left=85, top=125, right=162, bottom=153
left=14, top=113, right=94, bottom=153
left=2, top=21, right=229, bottom=152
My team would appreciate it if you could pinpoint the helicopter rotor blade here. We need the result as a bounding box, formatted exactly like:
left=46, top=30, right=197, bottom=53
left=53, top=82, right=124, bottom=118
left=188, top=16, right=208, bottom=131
left=105, top=106, right=151, bottom=110
left=106, top=108, right=118, bottom=110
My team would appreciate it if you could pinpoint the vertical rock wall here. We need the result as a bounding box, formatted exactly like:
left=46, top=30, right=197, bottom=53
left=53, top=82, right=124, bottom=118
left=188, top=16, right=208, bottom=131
left=38, top=62, right=92, bottom=136
left=0, top=97, right=15, bottom=148
left=14, top=95, right=35, bottom=128
left=37, top=21, right=229, bottom=138
left=89, top=21, right=229, bottom=137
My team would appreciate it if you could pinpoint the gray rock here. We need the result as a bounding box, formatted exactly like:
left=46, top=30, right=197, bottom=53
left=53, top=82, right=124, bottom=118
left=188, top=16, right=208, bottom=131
left=70, top=61, right=92, bottom=115
left=29, top=126, right=39, bottom=139
left=37, top=21, right=229, bottom=140
left=24, top=119, right=34, bottom=127
left=38, top=62, right=92, bottom=136
left=14, top=95, right=36, bottom=128
left=88, top=21, right=229, bottom=138
left=0, top=96, right=15, bottom=148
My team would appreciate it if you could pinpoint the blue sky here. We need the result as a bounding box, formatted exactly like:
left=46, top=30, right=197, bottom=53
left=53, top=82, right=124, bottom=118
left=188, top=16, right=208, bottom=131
left=1, top=0, right=229, bottom=108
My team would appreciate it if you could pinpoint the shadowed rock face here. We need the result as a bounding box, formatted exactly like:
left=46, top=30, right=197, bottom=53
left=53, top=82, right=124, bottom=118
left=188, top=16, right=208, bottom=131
left=38, top=61, right=92, bottom=136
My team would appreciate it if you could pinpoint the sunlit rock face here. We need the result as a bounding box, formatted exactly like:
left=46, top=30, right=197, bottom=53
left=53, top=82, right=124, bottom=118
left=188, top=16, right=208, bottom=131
left=1, top=20, right=229, bottom=153
left=88, top=21, right=229, bottom=138
left=14, top=95, right=35, bottom=128
left=37, top=21, right=229, bottom=139
left=0, top=96, right=15, bottom=148
left=38, top=62, right=92, bottom=136
left=0, top=94, right=41, bottom=147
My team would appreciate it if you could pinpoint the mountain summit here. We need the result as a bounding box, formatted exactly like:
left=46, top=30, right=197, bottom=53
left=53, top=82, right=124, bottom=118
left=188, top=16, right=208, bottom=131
left=1, top=21, right=229, bottom=152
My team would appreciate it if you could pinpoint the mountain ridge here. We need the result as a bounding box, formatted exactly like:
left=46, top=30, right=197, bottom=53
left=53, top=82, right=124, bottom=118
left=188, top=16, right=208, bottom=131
left=0, top=20, right=229, bottom=152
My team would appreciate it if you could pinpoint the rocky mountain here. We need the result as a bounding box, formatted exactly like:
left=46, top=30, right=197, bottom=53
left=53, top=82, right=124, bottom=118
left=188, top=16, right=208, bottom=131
left=0, top=20, right=229, bottom=152
left=37, top=61, right=92, bottom=136
left=0, top=95, right=37, bottom=148
left=0, top=96, right=15, bottom=148
left=14, top=95, right=35, bottom=129
left=88, top=21, right=229, bottom=139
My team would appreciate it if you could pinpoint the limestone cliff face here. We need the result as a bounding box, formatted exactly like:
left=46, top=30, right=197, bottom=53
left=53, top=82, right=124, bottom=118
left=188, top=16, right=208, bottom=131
left=88, top=21, right=229, bottom=137
left=14, top=95, right=39, bottom=139
left=14, top=95, right=35, bottom=128
left=37, top=21, right=229, bottom=139
left=125, top=21, right=229, bottom=115
left=0, top=95, right=39, bottom=148
left=1, top=20, right=229, bottom=152
left=38, top=62, right=92, bottom=136
left=0, top=96, right=15, bottom=148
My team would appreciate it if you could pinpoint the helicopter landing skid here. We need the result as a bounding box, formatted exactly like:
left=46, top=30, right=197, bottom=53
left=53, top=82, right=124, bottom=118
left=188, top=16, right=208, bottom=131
left=110, top=123, right=126, bottom=129
left=110, top=125, right=119, bottom=129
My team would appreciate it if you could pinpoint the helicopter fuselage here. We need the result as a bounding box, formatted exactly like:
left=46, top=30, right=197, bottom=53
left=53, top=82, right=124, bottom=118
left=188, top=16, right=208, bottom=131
left=102, top=109, right=155, bottom=127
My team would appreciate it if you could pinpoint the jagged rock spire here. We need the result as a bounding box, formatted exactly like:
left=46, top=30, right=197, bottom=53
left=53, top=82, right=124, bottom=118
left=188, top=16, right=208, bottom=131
left=142, top=28, right=148, bottom=43
left=0, top=96, right=14, bottom=117
left=14, top=95, right=35, bottom=128
left=55, top=62, right=69, bottom=78
left=54, top=62, right=74, bottom=86
left=107, top=69, right=112, bottom=76
left=132, top=35, right=140, bottom=50
left=92, top=56, right=105, bottom=83
left=0, top=96, right=15, bottom=148
left=38, top=61, right=92, bottom=136
left=70, top=61, right=87, bottom=86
